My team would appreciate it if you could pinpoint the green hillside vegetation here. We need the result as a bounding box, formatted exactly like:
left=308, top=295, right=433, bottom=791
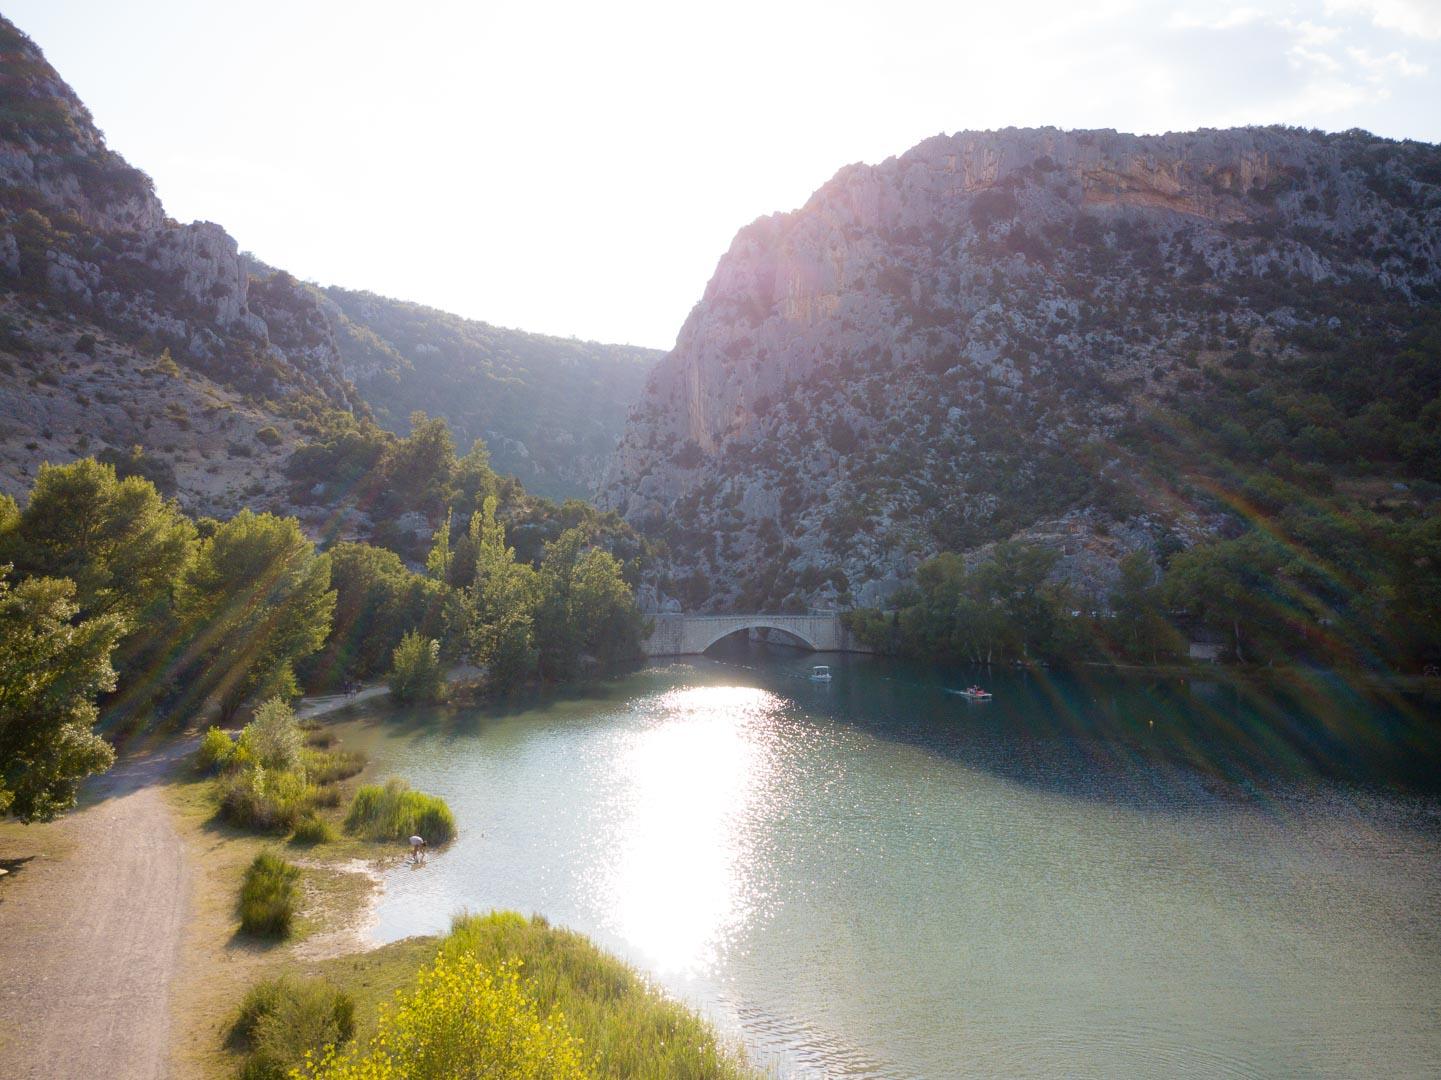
left=320, top=286, right=659, bottom=501
left=0, top=414, right=646, bottom=823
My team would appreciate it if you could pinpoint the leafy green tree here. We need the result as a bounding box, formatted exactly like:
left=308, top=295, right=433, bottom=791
left=389, top=631, right=445, bottom=704
left=1, top=458, right=195, bottom=622
left=1110, top=551, right=1179, bottom=663
left=176, top=511, right=335, bottom=720
left=380, top=412, right=456, bottom=520
left=304, top=541, right=448, bottom=686
left=425, top=508, right=453, bottom=582
left=468, top=497, right=538, bottom=690
left=533, top=528, right=644, bottom=678
left=0, top=569, right=125, bottom=821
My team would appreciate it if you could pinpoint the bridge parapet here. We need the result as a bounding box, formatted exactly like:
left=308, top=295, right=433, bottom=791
left=641, top=613, right=871, bottom=657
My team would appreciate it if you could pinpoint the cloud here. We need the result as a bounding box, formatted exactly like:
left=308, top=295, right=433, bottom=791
left=1326, top=0, right=1441, bottom=39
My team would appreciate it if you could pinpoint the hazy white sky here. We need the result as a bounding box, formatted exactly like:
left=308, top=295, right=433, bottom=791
left=9, top=1, right=1440, bottom=348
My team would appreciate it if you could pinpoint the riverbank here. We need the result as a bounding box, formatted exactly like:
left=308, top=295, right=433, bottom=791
left=163, top=677, right=761, bottom=1078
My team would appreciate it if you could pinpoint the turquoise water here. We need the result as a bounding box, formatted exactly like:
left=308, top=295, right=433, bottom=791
left=335, top=645, right=1441, bottom=1078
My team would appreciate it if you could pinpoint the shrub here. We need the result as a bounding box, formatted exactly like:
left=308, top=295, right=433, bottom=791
left=387, top=631, right=445, bottom=704
left=233, top=976, right=356, bottom=1079
left=256, top=425, right=283, bottom=447
left=295, top=954, right=585, bottom=1080
left=195, top=726, right=235, bottom=773
left=344, top=778, right=455, bottom=843
left=240, top=697, right=303, bottom=771
left=219, top=766, right=318, bottom=832
left=291, top=812, right=338, bottom=845
left=239, top=850, right=300, bottom=938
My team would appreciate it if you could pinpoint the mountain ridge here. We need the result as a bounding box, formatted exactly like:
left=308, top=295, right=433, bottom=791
left=604, top=124, right=1441, bottom=611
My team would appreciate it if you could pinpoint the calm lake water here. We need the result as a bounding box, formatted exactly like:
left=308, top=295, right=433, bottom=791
left=335, top=643, right=1441, bottom=1078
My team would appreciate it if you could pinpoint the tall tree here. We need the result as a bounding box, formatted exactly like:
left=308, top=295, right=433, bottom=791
left=176, top=511, right=335, bottom=719
left=468, top=496, right=538, bottom=690
left=1, top=458, right=195, bottom=622
left=0, top=569, right=125, bottom=822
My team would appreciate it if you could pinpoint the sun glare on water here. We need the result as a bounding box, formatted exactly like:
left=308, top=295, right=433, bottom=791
left=601, top=684, right=788, bottom=975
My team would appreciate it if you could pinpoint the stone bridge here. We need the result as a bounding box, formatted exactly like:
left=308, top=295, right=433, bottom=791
left=641, top=612, right=870, bottom=657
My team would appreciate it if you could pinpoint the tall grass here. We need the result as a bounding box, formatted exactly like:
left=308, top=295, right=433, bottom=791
left=219, top=766, right=317, bottom=832
left=344, top=778, right=455, bottom=843
left=444, top=912, right=762, bottom=1079
left=291, top=811, right=338, bottom=845
left=239, top=850, right=300, bottom=938
left=232, top=976, right=356, bottom=1080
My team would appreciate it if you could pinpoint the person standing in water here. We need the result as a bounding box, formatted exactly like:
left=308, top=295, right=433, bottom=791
left=409, top=834, right=427, bottom=860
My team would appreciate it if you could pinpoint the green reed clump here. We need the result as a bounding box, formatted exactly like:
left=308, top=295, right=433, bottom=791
left=220, top=765, right=318, bottom=833
left=239, top=850, right=300, bottom=938
left=231, top=975, right=356, bottom=1079
left=343, top=778, right=456, bottom=843
left=290, top=811, right=339, bottom=845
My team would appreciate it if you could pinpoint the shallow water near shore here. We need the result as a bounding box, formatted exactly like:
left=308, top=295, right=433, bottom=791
left=334, top=643, right=1441, bottom=1078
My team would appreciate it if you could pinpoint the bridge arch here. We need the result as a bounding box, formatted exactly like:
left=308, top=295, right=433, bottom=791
left=693, top=620, right=820, bottom=654
left=642, top=613, right=862, bottom=657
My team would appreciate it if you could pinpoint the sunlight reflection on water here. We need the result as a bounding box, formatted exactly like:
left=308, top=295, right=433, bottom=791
left=599, top=685, right=788, bottom=974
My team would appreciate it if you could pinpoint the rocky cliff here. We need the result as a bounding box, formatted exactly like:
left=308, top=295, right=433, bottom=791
left=605, top=126, right=1441, bottom=611
left=0, top=15, right=657, bottom=513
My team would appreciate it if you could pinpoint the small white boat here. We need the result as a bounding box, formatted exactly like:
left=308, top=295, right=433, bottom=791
left=948, top=685, right=993, bottom=700
left=809, top=665, right=832, bottom=682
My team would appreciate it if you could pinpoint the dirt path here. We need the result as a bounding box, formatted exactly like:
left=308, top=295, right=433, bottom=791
left=0, top=737, right=193, bottom=1080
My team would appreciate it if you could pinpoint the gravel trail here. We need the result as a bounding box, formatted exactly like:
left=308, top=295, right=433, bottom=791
left=0, top=738, right=193, bottom=1080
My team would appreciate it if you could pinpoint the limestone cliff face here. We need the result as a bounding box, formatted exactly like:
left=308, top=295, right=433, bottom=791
left=0, top=17, right=359, bottom=411
left=605, top=126, right=1441, bottom=611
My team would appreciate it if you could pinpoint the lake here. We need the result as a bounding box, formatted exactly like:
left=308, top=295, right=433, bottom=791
left=334, top=643, right=1441, bottom=1078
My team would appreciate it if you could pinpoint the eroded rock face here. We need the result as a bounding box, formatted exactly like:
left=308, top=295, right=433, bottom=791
left=605, top=126, right=1441, bottom=612
left=0, top=16, right=360, bottom=414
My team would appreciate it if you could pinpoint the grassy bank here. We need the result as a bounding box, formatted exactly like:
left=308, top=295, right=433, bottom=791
left=239, top=912, right=764, bottom=1079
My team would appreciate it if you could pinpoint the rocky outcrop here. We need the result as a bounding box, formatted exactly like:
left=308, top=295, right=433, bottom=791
left=0, top=16, right=360, bottom=414
left=605, top=126, right=1441, bottom=611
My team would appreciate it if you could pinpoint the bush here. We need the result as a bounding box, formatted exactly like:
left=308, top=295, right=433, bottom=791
left=219, top=766, right=318, bottom=832
left=387, top=631, right=445, bottom=705
left=344, top=778, right=456, bottom=843
left=233, top=976, right=356, bottom=1079
left=296, top=954, right=585, bottom=1080
left=195, top=726, right=235, bottom=773
left=239, top=851, right=300, bottom=938
left=240, top=697, right=303, bottom=771
left=255, top=425, right=283, bottom=447
left=291, top=811, right=338, bottom=845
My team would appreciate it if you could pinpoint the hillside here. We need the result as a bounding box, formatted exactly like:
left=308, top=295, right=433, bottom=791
left=317, top=286, right=657, bottom=501
left=0, top=16, right=655, bottom=514
left=604, top=126, right=1441, bottom=612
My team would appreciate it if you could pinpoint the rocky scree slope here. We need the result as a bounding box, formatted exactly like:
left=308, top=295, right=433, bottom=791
left=604, top=126, right=1441, bottom=612
left=314, top=285, right=658, bottom=501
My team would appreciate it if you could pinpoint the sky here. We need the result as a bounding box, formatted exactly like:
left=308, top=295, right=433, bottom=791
left=8, top=0, right=1440, bottom=348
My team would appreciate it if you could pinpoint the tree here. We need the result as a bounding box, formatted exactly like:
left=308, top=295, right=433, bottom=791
left=1110, top=551, right=1178, bottom=663
left=534, top=528, right=643, bottom=678
left=1, top=458, right=195, bottom=622
left=0, top=569, right=125, bottom=821
left=304, top=541, right=448, bottom=686
left=176, top=511, right=335, bottom=720
left=468, top=497, right=538, bottom=690
left=389, top=631, right=445, bottom=704
left=425, top=508, right=453, bottom=582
